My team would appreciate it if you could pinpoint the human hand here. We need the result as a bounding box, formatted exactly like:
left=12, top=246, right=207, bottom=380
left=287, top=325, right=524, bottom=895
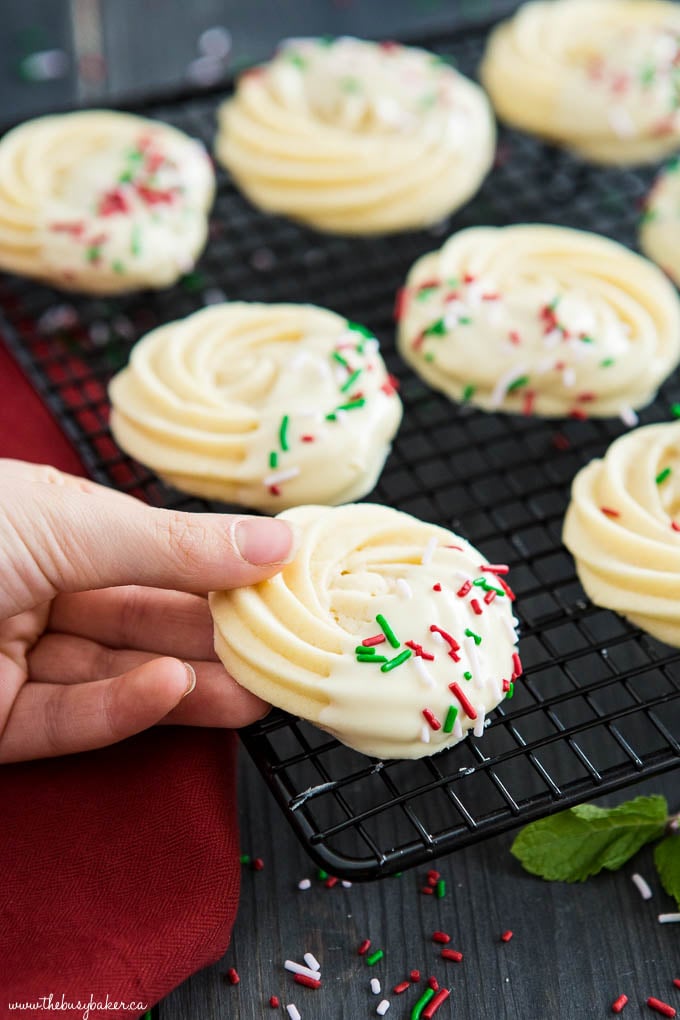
left=0, top=459, right=296, bottom=763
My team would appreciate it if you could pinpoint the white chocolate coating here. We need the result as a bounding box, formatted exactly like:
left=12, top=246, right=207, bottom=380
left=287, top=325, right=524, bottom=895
left=216, top=36, right=495, bottom=235
left=640, top=161, right=680, bottom=285
left=210, top=503, right=520, bottom=759
left=109, top=303, right=402, bottom=511
left=481, top=0, right=680, bottom=165
left=396, top=224, right=680, bottom=418
left=0, top=110, right=215, bottom=294
left=564, top=422, right=680, bottom=646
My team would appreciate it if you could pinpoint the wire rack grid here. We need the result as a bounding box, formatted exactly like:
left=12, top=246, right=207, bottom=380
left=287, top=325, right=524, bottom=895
left=1, top=21, right=679, bottom=881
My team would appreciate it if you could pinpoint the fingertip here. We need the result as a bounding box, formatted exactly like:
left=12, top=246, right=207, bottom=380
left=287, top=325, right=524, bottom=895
left=232, top=517, right=300, bottom=567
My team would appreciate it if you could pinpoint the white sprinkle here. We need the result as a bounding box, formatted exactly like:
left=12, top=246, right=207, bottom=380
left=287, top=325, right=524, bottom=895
left=286, top=1006, right=301, bottom=1020
left=464, top=635, right=483, bottom=684
left=562, top=368, right=576, bottom=388
left=186, top=54, right=225, bottom=86
left=501, top=614, right=518, bottom=644
left=20, top=48, right=69, bottom=82
left=444, top=300, right=467, bottom=327
left=631, top=873, right=653, bottom=900
left=297, top=878, right=311, bottom=890
left=250, top=247, right=276, bottom=271
left=112, top=315, right=135, bottom=339
left=413, top=657, right=436, bottom=688
left=89, top=321, right=110, bottom=346
left=620, top=406, right=639, bottom=427
left=473, top=711, right=486, bottom=738
left=609, top=105, right=635, bottom=138
left=203, top=287, right=227, bottom=306
left=370, top=978, right=381, bottom=995
left=489, top=365, right=529, bottom=408
left=335, top=409, right=348, bottom=426
left=304, top=952, right=321, bottom=972
left=342, top=880, right=352, bottom=888
left=264, top=466, right=301, bottom=487
left=453, top=716, right=463, bottom=739
left=396, top=578, right=413, bottom=599
left=37, top=304, right=78, bottom=334
left=377, top=1001, right=391, bottom=1016
left=420, top=723, right=431, bottom=744
left=199, top=25, right=232, bottom=58
left=284, top=961, right=319, bottom=980
left=421, top=536, right=438, bottom=565
left=465, top=281, right=484, bottom=306
left=543, top=329, right=562, bottom=349
left=658, top=912, right=680, bottom=923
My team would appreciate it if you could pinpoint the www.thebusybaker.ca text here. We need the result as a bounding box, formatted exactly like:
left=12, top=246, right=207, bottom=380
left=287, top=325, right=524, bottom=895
left=8, top=993, right=148, bottom=1020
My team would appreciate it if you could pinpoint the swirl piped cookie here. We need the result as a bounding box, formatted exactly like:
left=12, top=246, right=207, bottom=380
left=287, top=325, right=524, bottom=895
left=216, top=36, right=495, bottom=235
left=210, top=503, right=521, bottom=759
left=481, top=0, right=680, bottom=165
left=564, top=422, right=680, bottom=647
left=396, top=224, right=680, bottom=419
left=640, top=159, right=680, bottom=285
left=0, top=110, right=215, bottom=294
left=109, top=303, right=402, bottom=511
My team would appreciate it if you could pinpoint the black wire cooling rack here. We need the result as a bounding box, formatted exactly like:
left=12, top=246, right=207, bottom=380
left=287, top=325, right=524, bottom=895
left=2, top=19, right=680, bottom=882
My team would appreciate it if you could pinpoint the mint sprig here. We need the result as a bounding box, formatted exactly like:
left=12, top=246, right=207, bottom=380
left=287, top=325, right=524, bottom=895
left=511, top=795, right=678, bottom=902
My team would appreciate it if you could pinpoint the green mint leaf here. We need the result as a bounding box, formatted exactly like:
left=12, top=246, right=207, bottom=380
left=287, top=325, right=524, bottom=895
left=511, top=795, right=668, bottom=882
left=654, top=834, right=680, bottom=909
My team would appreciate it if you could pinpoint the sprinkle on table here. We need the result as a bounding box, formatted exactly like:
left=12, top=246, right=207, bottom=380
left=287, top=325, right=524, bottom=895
left=370, top=977, right=381, bottom=995
left=435, top=878, right=446, bottom=898
left=304, top=952, right=320, bottom=972
left=411, top=987, right=436, bottom=1020
left=366, top=949, right=384, bottom=966
left=500, top=930, right=513, bottom=943
left=673, top=979, right=680, bottom=990
left=252, top=857, right=265, bottom=871
left=394, top=981, right=411, bottom=994
left=432, top=931, right=450, bottom=944
left=377, top=1000, right=391, bottom=1016
left=658, top=913, right=680, bottom=923
left=239, top=853, right=250, bottom=864
left=422, top=988, right=451, bottom=1018
left=286, top=1005, right=301, bottom=1020
left=410, top=969, right=421, bottom=982
left=646, top=997, right=676, bottom=1017
left=297, top=878, right=311, bottom=890
left=285, top=961, right=320, bottom=981
left=441, top=948, right=463, bottom=962
left=225, top=967, right=240, bottom=985
left=358, top=939, right=371, bottom=956
left=294, top=974, right=321, bottom=990
left=611, top=994, right=628, bottom=1014
left=270, top=996, right=280, bottom=1008
left=631, top=873, right=653, bottom=900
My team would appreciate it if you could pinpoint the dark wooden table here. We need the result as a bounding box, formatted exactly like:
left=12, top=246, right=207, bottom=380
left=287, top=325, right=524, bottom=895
left=161, top=757, right=679, bottom=1020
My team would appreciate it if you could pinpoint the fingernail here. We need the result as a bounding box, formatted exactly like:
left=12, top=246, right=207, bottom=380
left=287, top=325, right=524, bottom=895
left=234, top=518, right=299, bottom=566
left=182, top=662, right=197, bottom=698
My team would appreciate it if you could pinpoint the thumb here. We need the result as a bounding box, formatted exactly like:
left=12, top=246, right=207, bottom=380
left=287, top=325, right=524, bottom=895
left=8, top=478, right=297, bottom=609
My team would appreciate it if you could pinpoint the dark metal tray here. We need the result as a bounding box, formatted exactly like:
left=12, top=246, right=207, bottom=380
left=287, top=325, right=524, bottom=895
left=2, top=20, right=679, bottom=881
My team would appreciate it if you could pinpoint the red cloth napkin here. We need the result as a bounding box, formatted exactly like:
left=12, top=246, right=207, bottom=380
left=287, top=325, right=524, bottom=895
left=0, top=340, right=240, bottom=1016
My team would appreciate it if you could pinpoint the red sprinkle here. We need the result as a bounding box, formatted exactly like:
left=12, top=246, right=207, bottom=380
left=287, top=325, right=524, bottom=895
left=672, top=522, right=680, bottom=533
left=457, top=580, right=473, bottom=597
left=433, top=583, right=442, bottom=591
left=482, top=292, right=500, bottom=301
left=49, top=220, right=85, bottom=236
left=226, top=968, right=240, bottom=985
left=422, top=708, right=442, bottom=731
left=269, top=996, right=280, bottom=1008
left=463, top=273, right=476, bottom=284
left=441, top=949, right=463, bottom=962
left=412, top=331, right=427, bottom=352
left=647, top=999, right=676, bottom=1018
left=470, top=598, right=483, bottom=616
left=500, top=930, right=513, bottom=943
left=394, top=287, right=408, bottom=321
left=428, top=976, right=439, bottom=991
left=552, top=432, right=571, bottom=451
left=481, top=564, right=510, bottom=575
left=98, top=187, right=131, bottom=217
left=421, top=886, right=434, bottom=895
left=429, top=625, right=461, bottom=661
left=294, top=974, right=321, bottom=990
left=405, top=640, right=435, bottom=661
left=502, top=679, right=511, bottom=692
left=393, top=981, right=411, bottom=994
left=612, top=995, right=628, bottom=1014
left=673, top=979, right=680, bottom=990
left=358, top=939, right=371, bottom=956
left=569, top=409, right=588, bottom=421
left=432, top=931, right=451, bottom=944
left=484, top=590, right=497, bottom=605
left=252, top=858, right=265, bottom=871
left=269, top=485, right=281, bottom=497
left=362, top=635, right=386, bottom=647
left=325, top=876, right=338, bottom=888
left=449, top=681, right=477, bottom=720
left=387, top=373, right=400, bottom=391
left=600, top=507, right=621, bottom=518
left=522, top=390, right=536, bottom=416
left=512, top=653, right=522, bottom=680
left=508, top=330, right=521, bottom=345
left=496, top=576, right=516, bottom=601
left=301, top=434, right=315, bottom=442
left=578, top=392, right=596, bottom=402
left=410, top=970, right=421, bottom=982
left=423, top=988, right=451, bottom=1019
left=427, top=870, right=441, bottom=883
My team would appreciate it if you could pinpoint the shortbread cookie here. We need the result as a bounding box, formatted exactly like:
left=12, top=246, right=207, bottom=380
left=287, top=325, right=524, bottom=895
left=640, top=159, right=680, bottom=285
left=210, top=503, right=521, bottom=759
left=109, top=303, right=402, bottom=510
left=396, top=224, right=680, bottom=419
left=216, top=36, right=495, bottom=234
left=564, top=422, right=680, bottom=646
left=0, top=110, right=214, bottom=294
left=481, top=0, right=680, bottom=165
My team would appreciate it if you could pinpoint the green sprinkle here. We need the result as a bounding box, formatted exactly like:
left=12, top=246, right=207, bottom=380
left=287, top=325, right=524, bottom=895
left=641, top=62, right=656, bottom=85
left=436, top=878, right=446, bottom=898
left=376, top=613, right=400, bottom=648
left=335, top=397, right=365, bottom=411
left=358, top=654, right=388, bottom=664
left=416, top=285, right=439, bottom=301
left=332, top=351, right=351, bottom=370
left=346, top=320, right=374, bottom=339
left=465, top=628, right=482, bottom=645
left=355, top=645, right=376, bottom=655
left=419, top=91, right=437, bottom=109
left=667, top=155, right=680, bottom=173
left=288, top=52, right=307, bottom=69
left=639, top=207, right=657, bottom=224
left=142, top=1013, right=152, bottom=1020
left=239, top=854, right=251, bottom=864
left=462, top=383, right=476, bottom=402
left=599, top=358, right=615, bottom=368
left=269, top=451, right=278, bottom=469
left=463, top=671, right=472, bottom=681
left=318, top=34, right=335, bottom=45
left=118, top=170, right=133, bottom=184
left=340, top=75, right=360, bottom=93
left=424, top=317, right=447, bottom=336
left=325, top=413, right=337, bottom=422
left=381, top=649, right=413, bottom=672
left=411, top=987, right=436, bottom=1020
left=579, top=334, right=594, bottom=344
left=507, top=374, right=530, bottom=393
left=458, top=316, right=473, bottom=325
left=366, top=949, right=384, bottom=966
left=506, top=682, right=515, bottom=699
left=443, top=705, right=458, bottom=733
left=671, top=403, right=680, bottom=418
left=656, top=466, right=672, bottom=485
left=85, top=245, right=100, bottom=263
left=548, top=294, right=561, bottom=311
left=279, top=415, right=290, bottom=451
left=131, top=224, right=142, bottom=257
left=424, top=352, right=435, bottom=363
left=111, top=259, right=126, bottom=274
left=317, top=869, right=329, bottom=880
left=473, top=577, right=504, bottom=595
left=341, top=368, right=362, bottom=393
